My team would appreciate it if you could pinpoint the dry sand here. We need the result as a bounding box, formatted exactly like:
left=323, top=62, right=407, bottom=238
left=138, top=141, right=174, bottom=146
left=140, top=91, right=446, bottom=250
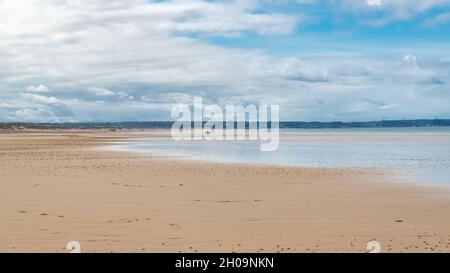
left=1, top=131, right=450, bottom=253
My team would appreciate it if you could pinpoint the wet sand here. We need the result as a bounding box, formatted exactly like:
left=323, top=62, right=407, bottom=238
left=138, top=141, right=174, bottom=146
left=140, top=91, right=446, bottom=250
left=1, top=131, right=450, bottom=253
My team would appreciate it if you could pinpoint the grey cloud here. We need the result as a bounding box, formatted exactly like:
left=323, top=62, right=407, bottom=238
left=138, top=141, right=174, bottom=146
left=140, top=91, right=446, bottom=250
left=14, top=93, right=75, bottom=121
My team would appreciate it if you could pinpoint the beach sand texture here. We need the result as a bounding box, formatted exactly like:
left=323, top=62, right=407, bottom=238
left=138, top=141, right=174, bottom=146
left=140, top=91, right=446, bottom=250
left=1, top=132, right=450, bottom=253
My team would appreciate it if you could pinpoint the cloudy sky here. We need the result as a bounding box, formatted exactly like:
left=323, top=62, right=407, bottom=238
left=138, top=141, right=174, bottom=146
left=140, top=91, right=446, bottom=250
left=1, top=0, right=450, bottom=122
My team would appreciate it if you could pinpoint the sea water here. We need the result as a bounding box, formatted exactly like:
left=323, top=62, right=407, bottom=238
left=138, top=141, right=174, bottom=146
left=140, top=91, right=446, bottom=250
left=108, top=127, right=450, bottom=186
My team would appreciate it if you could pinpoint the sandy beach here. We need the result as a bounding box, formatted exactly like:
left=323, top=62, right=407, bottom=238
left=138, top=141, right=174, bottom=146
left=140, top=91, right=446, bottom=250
left=1, top=131, right=450, bottom=253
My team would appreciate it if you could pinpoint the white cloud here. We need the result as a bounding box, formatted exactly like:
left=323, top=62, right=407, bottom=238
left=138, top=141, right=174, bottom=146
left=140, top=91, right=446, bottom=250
left=88, top=87, right=133, bottom=100
left=117, top=91, right=134, bottom=100
left=25, top=84, right=50, bottom=93
left=14, top=108, right=57, bottom=122
left=366, top=0, right=382, bottom=6
left=88, top=87, right=116, bottom=97
left=403, top=54, right=418, bottom=67
left=22, top=93, right=62, bottom=104
left=8, top=93, right=77, bottom=122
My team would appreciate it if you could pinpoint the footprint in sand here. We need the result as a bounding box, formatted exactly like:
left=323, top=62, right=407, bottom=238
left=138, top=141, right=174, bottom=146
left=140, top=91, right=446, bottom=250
left=107, top=217, right=151, bottom=224
left=168, top=223, right=181, bottom=230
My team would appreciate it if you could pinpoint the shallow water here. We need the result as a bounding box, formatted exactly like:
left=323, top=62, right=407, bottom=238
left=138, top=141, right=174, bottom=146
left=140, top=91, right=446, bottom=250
left=108, top=127, right=450, bottom=187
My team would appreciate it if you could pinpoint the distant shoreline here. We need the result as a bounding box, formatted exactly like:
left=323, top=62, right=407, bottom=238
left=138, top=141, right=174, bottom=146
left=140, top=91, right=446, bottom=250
left=1, top=119, right=450, bottom=130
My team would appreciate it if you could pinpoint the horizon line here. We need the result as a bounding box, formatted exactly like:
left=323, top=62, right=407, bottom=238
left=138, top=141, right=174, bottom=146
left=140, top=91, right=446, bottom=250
left=2, top=118, right=450, bottom=124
